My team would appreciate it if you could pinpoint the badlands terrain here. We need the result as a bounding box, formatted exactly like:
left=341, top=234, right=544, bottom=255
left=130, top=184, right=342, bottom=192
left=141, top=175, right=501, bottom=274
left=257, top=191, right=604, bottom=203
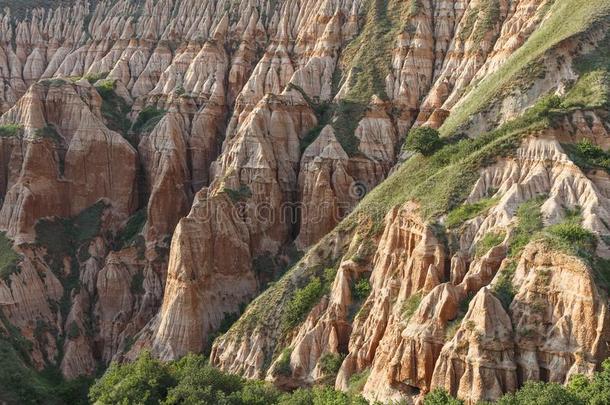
left=0, top=0, right=610, bottom=403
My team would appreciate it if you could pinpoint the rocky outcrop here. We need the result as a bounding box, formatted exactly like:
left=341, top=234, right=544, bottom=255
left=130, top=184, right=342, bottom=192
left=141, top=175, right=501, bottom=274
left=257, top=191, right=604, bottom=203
left=509, top=244, right=610, bottom=384
left=430, top=288, right=517, bottom=404
left=142, top=190, right=257, bottom=360
left=296, top=126, right=355, bottom=248
left=0, top=80, right=137, bottom=242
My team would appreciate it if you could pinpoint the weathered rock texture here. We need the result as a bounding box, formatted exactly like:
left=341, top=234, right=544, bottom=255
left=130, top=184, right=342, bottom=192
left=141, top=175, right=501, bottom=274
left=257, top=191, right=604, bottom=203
left=0, top=2, right=609, bottom=405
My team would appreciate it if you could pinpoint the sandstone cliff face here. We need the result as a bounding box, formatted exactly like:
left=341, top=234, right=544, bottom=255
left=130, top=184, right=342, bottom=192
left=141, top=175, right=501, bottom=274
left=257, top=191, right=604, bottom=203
left=0, top=1, right=609, bottom=403
left=146, top=190, right=257, bottom=360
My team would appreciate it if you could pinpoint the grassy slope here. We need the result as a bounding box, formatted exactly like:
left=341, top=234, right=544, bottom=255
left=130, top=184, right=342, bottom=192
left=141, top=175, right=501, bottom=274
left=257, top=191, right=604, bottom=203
left=440, top=0, right=610, bottom=136
left=218, top=0, right=610, bottom=366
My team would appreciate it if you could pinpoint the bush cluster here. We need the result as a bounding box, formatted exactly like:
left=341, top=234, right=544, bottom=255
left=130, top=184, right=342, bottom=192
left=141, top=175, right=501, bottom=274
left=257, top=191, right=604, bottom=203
left=89, top=352, right=367, bottom=405
left=404, top=127, right=443, bottom=156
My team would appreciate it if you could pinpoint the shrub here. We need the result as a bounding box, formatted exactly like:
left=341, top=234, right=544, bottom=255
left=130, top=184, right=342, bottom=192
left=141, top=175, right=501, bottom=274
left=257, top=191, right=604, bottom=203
left=492, top=261, right=517, bottom=310
left=89, top=351, right=175, bottom=405
left=0, top=124, right=22, bottom=138
left=568, top=359, right=610, bottom=405
left=84, top=72, right=108, bottom=84
left=164, top=354, right=242, bottom=405
left=34, top=124, right=62, bottom=143
left=496, top=381, right=582, bottom=405
left=0, top=232, right=20, bottom=283
left=282, top=277, right=324, bottom=329
left=542, top=208, right=597, bottom=259
left=545, top=223, right=596, bottom=250
left=347, top=369, right=370, bottom=395
left=564, top=139, right=610, bottom=173
left=130, top=271, right=145, bottom=295
left=224, top=185, right=253, bottom=202
left=95, top=79, right=133, bottom=141
left=132, top=106, right=166, bottom=134
left=424, top=388, right=464, bottom=405
left=508, top=197, right=545, bottom=257
left=352, top=279, right=372, bottom=301
left=404, top=127, right=443, bottom=156
left=319, top=353, right=344, bottom=377
left=274, top=348, right=293, bottom=377
left=230, top=380, right=282, bottom=405
left=116, top=210, right=146, bottom=250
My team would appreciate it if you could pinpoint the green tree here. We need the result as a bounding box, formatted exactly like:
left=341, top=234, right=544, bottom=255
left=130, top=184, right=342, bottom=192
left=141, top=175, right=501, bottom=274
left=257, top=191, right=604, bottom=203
left=164, top=354, right=243, bottom=405
left=568, top=359, right=610, bottom=405
left=424, top=388, right=464, bottom=405
left=404, top=127, right=443, bottom=156
left=496, top=381, right=583, bottom=405
left=89, top=351, right=175, bottom=405
left=229, top=380, right=282, bottom=405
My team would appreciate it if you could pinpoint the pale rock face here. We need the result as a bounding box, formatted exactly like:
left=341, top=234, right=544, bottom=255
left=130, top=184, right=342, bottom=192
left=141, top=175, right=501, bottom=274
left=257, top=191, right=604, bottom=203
left=145, top=190, right=257, bottom=360
left=212, top=91, right=316, bottom=255
left=296, top=126, right=355, bottom=248
left=509, top=244, right=609, bottom=384
left=335, top=203, right=447, bottom=396
left=0, top=81, right=137, bottom=243
left=430, top=289, right=517, bottom=404
left=138, top=113, right=192, bottom=240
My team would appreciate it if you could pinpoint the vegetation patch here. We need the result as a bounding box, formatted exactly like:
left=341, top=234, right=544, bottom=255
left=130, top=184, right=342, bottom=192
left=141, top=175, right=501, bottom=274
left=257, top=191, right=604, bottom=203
left=223, top=185, right=252, bottom=202
left=115, top=209, right=146, bottom=250
left=542, top=216, right=597, bottom=260
left=445, top=196, right=499, bottom=228
left=0, top=124, right=23, bottom=138
left=563, top=139, right=610, bottom=174
left=274, top=348, right=293, bottom=377
left=339, top=0, right=412, bottom=102
left=35, top=201, right=107, bottom=317
left=132, top=106, right=166, bottom=135
left=0, top=331, right=91, bottom=405
left=347, top=369, right=371, bottom=396
left=424, top=388, right=465, bottom=405
left=475, top=230, right=506, bottom=257
left=563, top=29, right=610, bottom=109
left=84, top=72, right=108, bottom=84
left=507, top=196, right=546, bottom=257
left=281, top=277, right=325, bottom=331
left=0, top=232, right=20, bottom=283
left=289, top=83, right=365, bottom=156
left=401, top=292, right=422, bottom=322
left=319, top=352, right=345, bottom=377
left=34, top=124, right=62, bottom=143
left=90, top=351, right=367, bottom=404
left=347, top=94, right=560, bottom=229
left=445, top=293, right=474, bottom=340
left=94, top=79, right=134, bottom=144
left=253, top=245, right=303, bottom=290
left=130, top=271, right=145, bottom=295
left=492, top=260, right=517, bottom=310
left=428, top=359, right=610, bottom=403
left=351, top=279, right=372, bottom=301
left=404, top=127, right=443, bottom=156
